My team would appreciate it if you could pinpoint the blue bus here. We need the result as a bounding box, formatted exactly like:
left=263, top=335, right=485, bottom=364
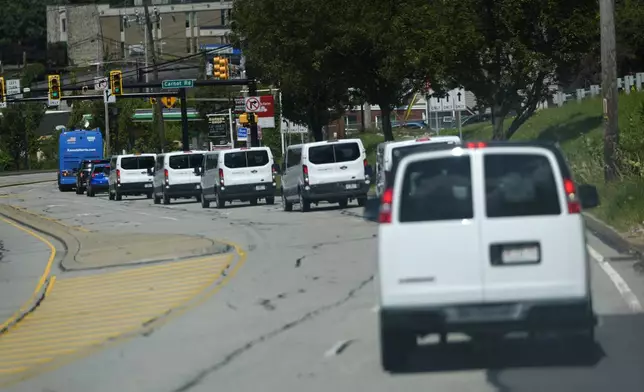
left=58, top=129, right=104, bottom=191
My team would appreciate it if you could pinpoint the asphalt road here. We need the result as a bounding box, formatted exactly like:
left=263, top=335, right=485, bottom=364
left=0, top=179, right=643, bottom=392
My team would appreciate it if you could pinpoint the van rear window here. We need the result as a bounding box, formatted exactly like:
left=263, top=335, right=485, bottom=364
left=484, top=154, right=561, bottom=217
left=399, top=156, right=473, bottom=222
left=169, top=154, right=203, bottom=170
left=224, top=150, right=270, bottom=168
left=121, top=156, right=155, bottom=170
left=308, top=142, right=361, bottom=164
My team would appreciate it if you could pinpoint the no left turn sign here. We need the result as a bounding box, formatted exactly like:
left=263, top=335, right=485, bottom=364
left=245, top=97, right=261, bottom=112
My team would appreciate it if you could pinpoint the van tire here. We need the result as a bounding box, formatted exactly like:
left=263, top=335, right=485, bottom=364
left=282, top=194, right=292, bottom=211
left=147, top=193, right=153, bottom=199
left=266, top=196, right=275, bottom=205
left=201, top=193, right=210, bottom=208
left=357, top=196, right=366, bottom=207
left=76, top=185, right=83, bottom=195
left=109, top=190, right=114, bottom=200
left=196, top=194, right=202, bottom=203
left=115, top=191, right=122, bottom=201
left=380, top=326, right=414, bottom=372
left=338, top=199, right=348, bottom=209
left=153, top=193, right=160, bottom=204
left=215, top=193, right=224, bottom=209
left=163, top=192, right=170, bottom=205
left=299, top=193, right=311, bottom=212
left=250, top=198, right=258, bottom=206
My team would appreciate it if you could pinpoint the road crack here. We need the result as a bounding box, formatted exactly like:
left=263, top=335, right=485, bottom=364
left=171, top=274, right=375, bottom=392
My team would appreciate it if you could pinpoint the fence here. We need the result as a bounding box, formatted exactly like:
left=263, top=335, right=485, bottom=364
left=548, top=72, right=644, bottom=108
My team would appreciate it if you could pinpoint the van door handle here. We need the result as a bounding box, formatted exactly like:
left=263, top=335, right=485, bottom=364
left=251, top=170, right=258, bottom=173
left=340, top=166, right=347, bottom=170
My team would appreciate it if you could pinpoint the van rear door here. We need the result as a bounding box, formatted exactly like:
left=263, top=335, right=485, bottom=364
left=477, top=147, right=588, bottom=302
left=306, top=141, right=364, bottom=185
left=119, top=155, right=155, bottom=185
left=222, top=149, right=272, bottom=186
left=167, top=153, right=203, bottom=185
left=379, top=151, right=484, bottom=308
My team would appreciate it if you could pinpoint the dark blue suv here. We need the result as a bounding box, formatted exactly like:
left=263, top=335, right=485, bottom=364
left=86, top=164, right=110, bottom=197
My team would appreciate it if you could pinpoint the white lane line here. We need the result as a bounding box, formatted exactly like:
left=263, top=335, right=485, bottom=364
left=588, top=245, right=643, bottom=313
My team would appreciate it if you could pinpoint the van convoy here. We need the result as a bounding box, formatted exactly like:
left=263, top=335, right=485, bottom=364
left=365, top=140, right=601, bottom=371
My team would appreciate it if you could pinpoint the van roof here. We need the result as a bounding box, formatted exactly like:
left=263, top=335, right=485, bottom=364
left=163, top=150, right=207, bottom=156
left=216, top=146, right=271, bottom=153
left=290, top=138, right=364, bottom=149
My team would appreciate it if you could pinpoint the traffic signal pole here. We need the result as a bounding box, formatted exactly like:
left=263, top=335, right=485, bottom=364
left=248, top=80, right=259, bottom=147
left=178, top=87, right=190, bottom=151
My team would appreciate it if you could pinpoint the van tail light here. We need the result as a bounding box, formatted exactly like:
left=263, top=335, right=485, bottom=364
left=303, top=164, right=309, bottom=185
left=379, top=188, right=394, bottom=223
left=219, top=168, right=224, bottom=185
left=563, top=178, right=581, bottom=214
left=164, top=169, right=169, bottom=184
left=363, top=159, right=368, bottom=167
left=116, top=169, right=121, bottom=184
left=465, top=142, right=487, bottom=148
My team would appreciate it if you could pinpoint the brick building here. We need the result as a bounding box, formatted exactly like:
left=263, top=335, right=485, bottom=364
left=46, top=1, right=233, bottom=67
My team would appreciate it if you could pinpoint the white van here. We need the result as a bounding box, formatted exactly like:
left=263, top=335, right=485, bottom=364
left=375, top=136, right=461, bottom=197
left=196, top=147, right=279, bottom=208
left=281, top=139, right=372, bottom=212
left=108, top=153, right=156, bottom=201
left=150, top=151, right=206, bottom=205
left=367, top=141, right=600, bottom=371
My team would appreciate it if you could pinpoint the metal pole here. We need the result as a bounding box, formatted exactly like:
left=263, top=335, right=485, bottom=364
left=425, top=94, right=430, bottom=129
left=248, top=80, right=258, bottom=147
left=456, top=110, right=462, bottom=140
left=228, top=108, right=234, bottom=147
left=600, top=0, right=619, bottom=182
left=279, top=90, right=285, bottom=156
left=104, top=93, right=110, bottom=156
left=179, top=88, right=189, bottom=151
left=144, top=23, right=149, bottom=88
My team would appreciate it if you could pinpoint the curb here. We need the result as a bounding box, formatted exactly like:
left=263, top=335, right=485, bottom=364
left=583, top=212, right=644, bottom=273
left=0, top=180, right=55, bottom=189
left=0, top=169, right=57, bottom=177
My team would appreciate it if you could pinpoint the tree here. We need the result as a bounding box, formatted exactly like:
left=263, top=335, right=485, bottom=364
left=439, top=0, right=598, bottom=140
left=231, top=0, right=351, bottom=141
left=0, top=103, right=45, bottom=170
left=334, top=0, right=448, bottom=141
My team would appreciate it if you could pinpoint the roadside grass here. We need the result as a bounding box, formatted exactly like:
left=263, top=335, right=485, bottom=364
left=358, top=93, right=644, bottom=234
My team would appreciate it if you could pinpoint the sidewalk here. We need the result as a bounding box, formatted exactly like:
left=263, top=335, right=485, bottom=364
left=0, top=217, right=53, bottom=325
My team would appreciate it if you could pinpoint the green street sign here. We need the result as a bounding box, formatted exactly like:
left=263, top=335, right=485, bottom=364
left=161, top=79, right=195, bottom=89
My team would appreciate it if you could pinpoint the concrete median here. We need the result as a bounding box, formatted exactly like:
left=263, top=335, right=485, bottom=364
left=0, top=204, right=232, bottom=270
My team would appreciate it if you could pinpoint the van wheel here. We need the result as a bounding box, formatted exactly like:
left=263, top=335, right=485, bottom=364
left=215, top=193, right=225, bottom=209
left=357, top=196, right=367, bottom=207
left=250, top=198, right=258, bottom=206
left=76, top=186, right=83, bottom=195
left=147, top=193, right=153, bottom=199
left=163, top=192, right=170, bottom=205
left=196, top=194, right=202, bottom=203
left=201, top=193, right=210, bottom=208
left=153, top=194, right=160, bottom=204
left=282, top=194, right=292, bottom=211
left=115, top=191, right=122, bottom=201
left=299, top=193, right=311, bottom=212
left=266, top=196, right=275, bottom=205
left=338, top=199, right=348, bottom=209
left=109, top=190, right=115, bottom=200
left=380, top=326, right=415, bottom=372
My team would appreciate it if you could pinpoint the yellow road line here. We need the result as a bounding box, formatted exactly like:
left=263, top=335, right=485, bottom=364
left=0, top=217, right=57, bottom=333
left=0, top=252, right=237, bottom=380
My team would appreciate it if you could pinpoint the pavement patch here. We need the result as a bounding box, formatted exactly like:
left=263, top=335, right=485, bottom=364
left=0, top=252, right=236, bottom=384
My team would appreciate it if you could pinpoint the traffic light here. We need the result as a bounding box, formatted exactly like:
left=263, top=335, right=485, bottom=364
left=212, top=56, right=229, bottom=80
left=48, top=75, right=61, bottom=100
left=0, top=77, right=5, bottom=104
left=110, top=70, right=123, bottom=95
left=239, top=113, right=257, bottom=124
left=149, top=97, right=157, bottom=105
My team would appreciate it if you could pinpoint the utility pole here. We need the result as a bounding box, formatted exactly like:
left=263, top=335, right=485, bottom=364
left=248, top=79, right=259, bottom=147
left=143, top=2, right=166, bottom=152
left=600, top=0, right=619, bottom=182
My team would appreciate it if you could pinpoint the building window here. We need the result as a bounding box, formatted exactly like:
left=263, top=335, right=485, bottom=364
left=185, top=12, right=190, bottom=28
left=186, top=38, right=191, bottom=53
left=61, top=19, right=66, bottom=33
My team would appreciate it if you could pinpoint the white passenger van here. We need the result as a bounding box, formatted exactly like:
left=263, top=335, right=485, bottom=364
left=365, top=141, right=600, bottom=371
left=196, top=147, right=279, bottom=208
left=281, top=139, right=373, bottom=212
left=375, top=135, right=461, bottom=197
left=149, top=150, right=206, bottom=205
left=108, top=153, right=156, bottom=201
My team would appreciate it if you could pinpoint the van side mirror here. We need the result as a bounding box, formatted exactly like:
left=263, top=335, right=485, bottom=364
left=272, top=163, right=281, bottom=174
left=363, top=197, right=380, bottom=222
left=147, top=167, right=154, bottom=176
left=579, top=184, right=600, bottom=209
left=194, top=166, right=202, bottom=176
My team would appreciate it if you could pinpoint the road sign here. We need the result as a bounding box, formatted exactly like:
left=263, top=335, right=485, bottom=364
left=429, top=96, right=442, bottom=112
left=234, top=97, right=246, bottom=112
left=48, top=97, right=60, bottom=107
left=94, top=77, right=108, bottom=91
left=245, top=96, right=261, bottom=112
left=6, top=79, right=21, bottom=96
left=161, top=96, right=177, bottom=108
left=453, top=88, right=466, bottom=111
left=237, top=127, right=248, bottom=141
left=161, top=79, right=195, bottom=89
left=440, top=93, right=454, bottom=111
left=103, top=88, right=116, bottom=104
